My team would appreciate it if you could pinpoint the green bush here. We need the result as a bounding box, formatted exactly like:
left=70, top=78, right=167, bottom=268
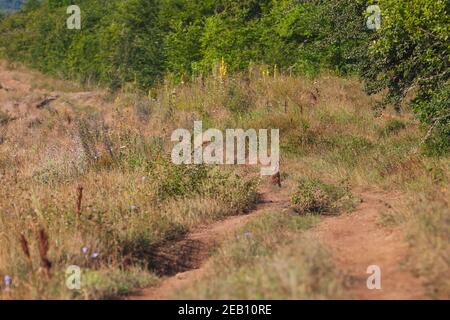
left=413, top=86, right=450, bottom=156
left=360, top=0, right=449, bottom=156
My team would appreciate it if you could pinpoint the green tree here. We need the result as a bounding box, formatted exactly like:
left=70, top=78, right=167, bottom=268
left=360, top=0, right=449, bottom=154
left=159, top=0, right=215, bottom=77
left=199, top=0, right=269, bottom=72
left=258, top=0, right=330, bottom=74
left=101, top=0, right=163, bottom=88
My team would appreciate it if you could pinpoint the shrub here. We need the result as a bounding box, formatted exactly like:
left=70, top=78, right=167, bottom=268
left=291, top=178, right=355, bottom=214
left=77, top=115, right=116, bottom=169
left=32, top=142, right=87, bottom=184
left=377, top=119, right=407, bottom=138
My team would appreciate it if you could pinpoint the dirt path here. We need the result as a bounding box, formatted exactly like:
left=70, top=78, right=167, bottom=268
left=128, top=215, right=257, bottom=300
left=312, top=189, right=425, bottom=299
left=128, top=185, right=290, bottom=300
left=129, top=185, right=424, bottom=300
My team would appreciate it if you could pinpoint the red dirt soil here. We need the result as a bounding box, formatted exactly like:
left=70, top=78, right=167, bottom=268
left=129, top=187, right=425, bottom=300
left=312, top=189, right=425, bottom=299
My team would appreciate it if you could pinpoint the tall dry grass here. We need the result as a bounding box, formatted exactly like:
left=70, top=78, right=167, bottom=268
left=0, top=63, right=448, bottom=298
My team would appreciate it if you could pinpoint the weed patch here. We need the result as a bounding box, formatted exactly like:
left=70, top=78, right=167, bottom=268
left=291, top=178, right=356, bottom=214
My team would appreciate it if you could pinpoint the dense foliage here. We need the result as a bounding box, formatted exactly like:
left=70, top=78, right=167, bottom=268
left=0, top=0, right=448, bottom=153
left=360, top=0, right=449, bottom=155
left=0, top=0, right=369, bottom=85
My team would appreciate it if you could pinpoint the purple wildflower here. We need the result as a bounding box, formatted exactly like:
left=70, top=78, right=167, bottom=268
left=4, top=275, right=12, bottom=287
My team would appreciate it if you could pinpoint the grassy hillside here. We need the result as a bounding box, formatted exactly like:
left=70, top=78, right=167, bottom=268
left=0, top=62, right=448, bottom=299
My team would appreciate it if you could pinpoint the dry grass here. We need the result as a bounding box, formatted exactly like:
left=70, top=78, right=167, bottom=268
left=0, top=62, right=448, bottom=299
